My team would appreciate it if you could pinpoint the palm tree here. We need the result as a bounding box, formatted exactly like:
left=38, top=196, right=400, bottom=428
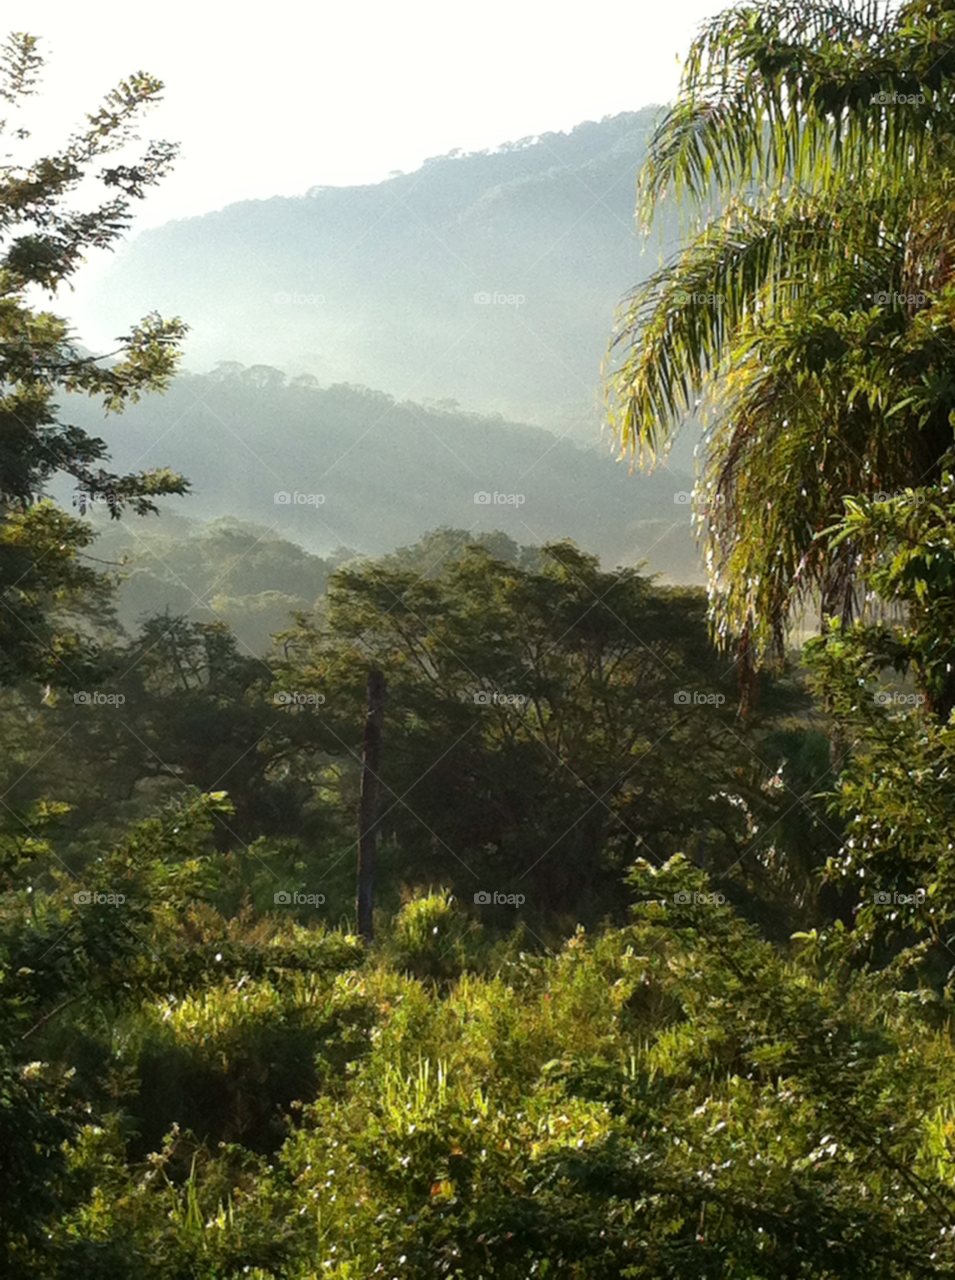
left=606, top=0, right=955, bottom=702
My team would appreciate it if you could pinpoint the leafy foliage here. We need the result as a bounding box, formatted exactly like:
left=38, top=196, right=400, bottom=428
left=606, top=0, right=955, bottom=683
left=0, top=31, right=187, bottom=688
left=7, top=5, right=955, bottom=1277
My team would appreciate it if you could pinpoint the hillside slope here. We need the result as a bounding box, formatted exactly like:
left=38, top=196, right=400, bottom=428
left=75, top=110, right=689, bottom=449
left=57, top=365, right=700, bottom=579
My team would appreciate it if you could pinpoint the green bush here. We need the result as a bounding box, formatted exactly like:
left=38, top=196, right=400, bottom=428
left=383, top=890, right=476, bottom=981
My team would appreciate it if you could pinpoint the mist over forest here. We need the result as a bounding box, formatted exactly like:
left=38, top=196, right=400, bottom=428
left=61, top=360, right=699, bottom=643
left=74, top=109, right=691, bottom=447
left=59, top=109, right=704, bottom=634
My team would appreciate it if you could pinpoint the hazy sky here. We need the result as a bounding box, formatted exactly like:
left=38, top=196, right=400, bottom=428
left=8, top=0, right=724, bottom=231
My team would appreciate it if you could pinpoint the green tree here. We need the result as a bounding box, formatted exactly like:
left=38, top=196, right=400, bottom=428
left=0, top=31, right=188, bottom=688
left=606, top=0, right=955, bottom=694
left=800, top=471, right=955, bottom=972
left=278, top=537, right=804, bottom=920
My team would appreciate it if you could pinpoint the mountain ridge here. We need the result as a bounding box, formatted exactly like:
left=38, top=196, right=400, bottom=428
left=55, top=365, right=701, bottom=581
left=74, top=108, right=690, bottom=452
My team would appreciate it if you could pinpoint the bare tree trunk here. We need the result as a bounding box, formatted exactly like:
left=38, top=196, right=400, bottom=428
left=356, top=669, right=386, bottom=943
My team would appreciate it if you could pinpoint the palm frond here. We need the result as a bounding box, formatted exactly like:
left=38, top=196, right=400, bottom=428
left=640, top=0, right=952, bottom=224
left=606, top=191, right=904, bottom=463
